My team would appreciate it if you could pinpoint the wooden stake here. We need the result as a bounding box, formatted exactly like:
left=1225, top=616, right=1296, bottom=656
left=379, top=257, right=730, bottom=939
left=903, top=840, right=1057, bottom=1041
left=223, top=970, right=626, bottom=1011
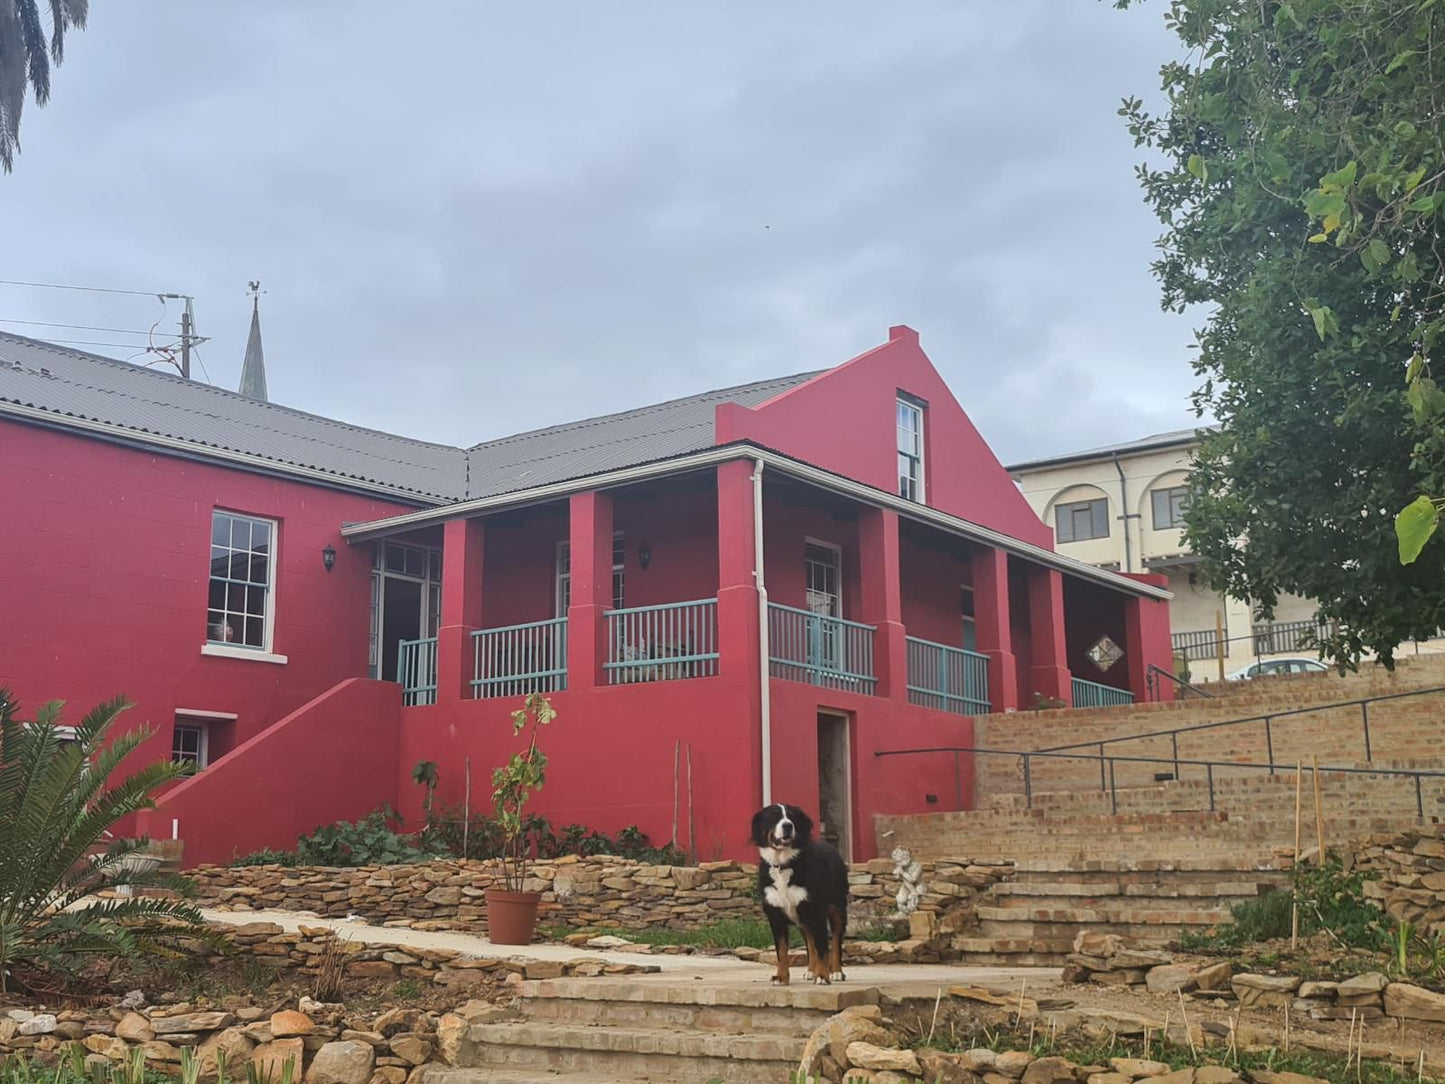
left=1014, top=979, right=1027, bottom=1026
left=687, top=743, right=696, bottom=863
left=1215, top=610, right=1227, bottom=683
left=1292, top=760, right=1303, bottom=949
left=1312, top=754, right=1326, bottom=863
left=462, top=757, right=471, bottom=859
left=1283, top=1003, right=1290, bottom=1053
left=1177, top=989, right=1196, bottom=1057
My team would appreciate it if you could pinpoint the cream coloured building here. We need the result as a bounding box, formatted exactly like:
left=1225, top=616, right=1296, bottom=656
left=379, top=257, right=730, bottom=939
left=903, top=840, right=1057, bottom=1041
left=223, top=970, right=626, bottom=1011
left=1006, top=430, right=1320, bottom=680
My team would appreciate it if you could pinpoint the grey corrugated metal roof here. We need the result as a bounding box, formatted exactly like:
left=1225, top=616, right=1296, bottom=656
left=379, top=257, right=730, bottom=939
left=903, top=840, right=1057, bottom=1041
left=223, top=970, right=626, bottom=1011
left=0, top=331, right=819, bottom=503
left=1005, top=426, right=1218, bottom=474
left=463, top=372, right=818, bottom=499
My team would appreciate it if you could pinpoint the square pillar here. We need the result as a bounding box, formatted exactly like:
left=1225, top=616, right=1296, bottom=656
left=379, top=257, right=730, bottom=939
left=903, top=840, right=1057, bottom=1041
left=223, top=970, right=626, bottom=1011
left=566, top=491, right=613, bottom=692
left=971, top=548, right=1018, bottom=712
left=858, top=507, right=906, bottom=699
left=1028, top=566, right=1072, bottom=706
left=1122, top=573, right=1174, bottom=701
left=437, top=517, right=484, bottom=702
left=716, top=460, right=763, bottom=800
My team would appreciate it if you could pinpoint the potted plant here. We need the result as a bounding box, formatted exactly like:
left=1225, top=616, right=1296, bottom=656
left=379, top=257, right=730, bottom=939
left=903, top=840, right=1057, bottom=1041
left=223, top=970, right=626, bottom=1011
left=484, top=693, right=556, bottom=944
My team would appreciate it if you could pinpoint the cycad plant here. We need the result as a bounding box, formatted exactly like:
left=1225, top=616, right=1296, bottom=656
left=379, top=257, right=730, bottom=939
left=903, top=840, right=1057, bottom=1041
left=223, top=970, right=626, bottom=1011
left=0, top=687, right=206, bottom=992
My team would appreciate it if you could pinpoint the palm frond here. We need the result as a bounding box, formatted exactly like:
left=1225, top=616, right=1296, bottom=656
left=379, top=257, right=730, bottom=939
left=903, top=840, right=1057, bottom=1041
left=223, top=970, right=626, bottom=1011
left=0, top=690, right=206, bottom=989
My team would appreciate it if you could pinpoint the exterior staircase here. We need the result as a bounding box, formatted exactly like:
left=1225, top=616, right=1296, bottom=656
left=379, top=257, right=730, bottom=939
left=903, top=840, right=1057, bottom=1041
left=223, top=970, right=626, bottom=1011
left=875, top=659, right=1445, bottom=966
left=951, top=860, right=1288, bottom=966
left=430, top=973, right=879, bottom=1084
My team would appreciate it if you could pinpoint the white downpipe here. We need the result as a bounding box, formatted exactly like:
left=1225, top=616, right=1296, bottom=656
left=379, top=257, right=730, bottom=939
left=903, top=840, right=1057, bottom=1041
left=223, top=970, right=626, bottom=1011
left=752, top=458, right=772, bottom=805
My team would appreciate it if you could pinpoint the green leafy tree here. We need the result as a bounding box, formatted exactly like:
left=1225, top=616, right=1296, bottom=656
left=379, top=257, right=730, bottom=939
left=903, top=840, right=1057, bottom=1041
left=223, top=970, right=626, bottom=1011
left=1117, top=0, right=1445, bottom=667
left=491, top=694, right=555, bottom=892
left=0, top=689, right=204, bottom=991
left=0, top=0, right=88, bottom=173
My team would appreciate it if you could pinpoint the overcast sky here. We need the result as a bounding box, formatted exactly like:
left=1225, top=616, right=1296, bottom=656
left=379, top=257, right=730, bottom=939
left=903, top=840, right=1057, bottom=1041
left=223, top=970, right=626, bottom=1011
left=0, top=2, right=1197, bottom=464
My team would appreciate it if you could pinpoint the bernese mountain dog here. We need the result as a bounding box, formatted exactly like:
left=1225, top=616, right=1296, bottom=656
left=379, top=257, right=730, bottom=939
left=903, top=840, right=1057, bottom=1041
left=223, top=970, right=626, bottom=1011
left=750, top=802, right=849, bottom=985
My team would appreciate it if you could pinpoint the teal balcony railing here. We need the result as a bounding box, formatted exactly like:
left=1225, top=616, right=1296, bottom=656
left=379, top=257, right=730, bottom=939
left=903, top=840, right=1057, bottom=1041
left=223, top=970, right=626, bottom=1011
left=905, top=637, right=990, bottom=716
left=767, top=603, right=876, bottom=694
left=398, top=637, right=438, bottom=707
left=605, top=599, right=719, bottom=684
left=1071, top=676, right=1134, bottom=709
left=472, top=618, right=568, bottom=699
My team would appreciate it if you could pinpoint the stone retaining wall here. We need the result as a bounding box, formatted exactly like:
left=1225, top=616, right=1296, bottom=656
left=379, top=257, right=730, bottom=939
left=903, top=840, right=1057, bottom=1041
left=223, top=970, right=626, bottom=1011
left=1354, top=828, right=1445, bottom=935
left=190, top=854, right=1013, bottom=942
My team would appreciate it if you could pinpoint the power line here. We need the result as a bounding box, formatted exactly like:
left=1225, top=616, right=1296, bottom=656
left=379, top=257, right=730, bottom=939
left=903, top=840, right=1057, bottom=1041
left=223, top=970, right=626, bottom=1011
left=0, top=278, right=164, bottom=298
left=0, top=317, right=156, bottom=336
left=38, top=339, right=180, bottom=352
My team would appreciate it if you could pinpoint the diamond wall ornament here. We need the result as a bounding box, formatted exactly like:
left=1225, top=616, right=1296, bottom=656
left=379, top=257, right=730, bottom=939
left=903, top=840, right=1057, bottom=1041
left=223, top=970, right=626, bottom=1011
left=1087, top=635, right=1124, bottom=673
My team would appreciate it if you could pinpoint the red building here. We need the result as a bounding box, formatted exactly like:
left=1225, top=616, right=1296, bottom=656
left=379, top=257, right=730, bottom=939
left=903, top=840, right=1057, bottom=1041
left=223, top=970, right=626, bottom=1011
left=0, top=325, right=1172, bottom=866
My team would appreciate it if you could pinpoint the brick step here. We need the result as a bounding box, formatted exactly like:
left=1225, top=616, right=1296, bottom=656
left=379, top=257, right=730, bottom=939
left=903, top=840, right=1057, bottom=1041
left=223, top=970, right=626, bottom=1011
left=976, top=904, right=1234, bottom=926
left=977, top=918, right=1218, bottom=943
left=460, top=1021, right=804, bottom=1084
left=951, top=936, right=1077, bottom=965
left=1011, top=858, right=1287, bottom=875
left=991, top=880, right=1272, bottom=901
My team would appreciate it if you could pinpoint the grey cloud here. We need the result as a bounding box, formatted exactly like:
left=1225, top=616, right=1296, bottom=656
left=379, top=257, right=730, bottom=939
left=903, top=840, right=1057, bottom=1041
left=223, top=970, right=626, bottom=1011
left=0, top=1, right=1198, bottom=464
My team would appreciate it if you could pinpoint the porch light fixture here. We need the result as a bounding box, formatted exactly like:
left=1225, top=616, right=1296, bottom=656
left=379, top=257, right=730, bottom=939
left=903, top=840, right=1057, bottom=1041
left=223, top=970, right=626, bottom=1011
left=322, top=544, right=337, bottom=572
left=638, top=542, right=652, bottom=571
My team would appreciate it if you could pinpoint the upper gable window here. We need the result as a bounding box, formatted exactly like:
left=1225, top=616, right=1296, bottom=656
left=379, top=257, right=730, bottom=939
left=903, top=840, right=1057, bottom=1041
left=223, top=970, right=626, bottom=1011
left=897, top=397, right=925, bottom=502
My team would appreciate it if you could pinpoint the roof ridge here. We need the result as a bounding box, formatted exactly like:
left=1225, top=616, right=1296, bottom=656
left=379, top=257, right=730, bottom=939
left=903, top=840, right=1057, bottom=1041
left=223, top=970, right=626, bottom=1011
left=0, top=331, right=466, bottom=454
left=465, top=370, right=823, bottom=452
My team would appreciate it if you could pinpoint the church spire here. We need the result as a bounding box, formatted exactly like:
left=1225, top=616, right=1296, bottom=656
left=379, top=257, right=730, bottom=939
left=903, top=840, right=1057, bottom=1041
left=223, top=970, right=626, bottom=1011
left=238, top=281, right=268, bottom=402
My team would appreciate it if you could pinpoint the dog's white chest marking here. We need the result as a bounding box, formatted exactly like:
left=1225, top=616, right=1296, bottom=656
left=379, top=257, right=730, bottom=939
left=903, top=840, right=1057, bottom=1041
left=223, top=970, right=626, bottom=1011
left=763, top=861, right=809, bottom=923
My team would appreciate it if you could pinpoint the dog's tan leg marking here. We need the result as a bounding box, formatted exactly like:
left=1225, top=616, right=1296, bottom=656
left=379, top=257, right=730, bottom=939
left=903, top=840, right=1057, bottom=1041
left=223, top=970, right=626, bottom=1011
left=803, top=928, right=830, bottom=985
left=771, top=929, right=791, bottom=985
left=827, top=905, right=847, bottom=982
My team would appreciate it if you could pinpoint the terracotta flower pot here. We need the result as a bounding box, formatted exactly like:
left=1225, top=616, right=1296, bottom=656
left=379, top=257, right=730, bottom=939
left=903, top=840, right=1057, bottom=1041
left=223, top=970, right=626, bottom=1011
left=485, top=888, right=542, bottom=945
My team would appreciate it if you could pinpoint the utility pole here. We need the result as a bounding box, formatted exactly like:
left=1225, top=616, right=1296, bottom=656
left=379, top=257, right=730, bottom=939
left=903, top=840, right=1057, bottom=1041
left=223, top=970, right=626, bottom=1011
left=159, top=293, right=208, bottom=379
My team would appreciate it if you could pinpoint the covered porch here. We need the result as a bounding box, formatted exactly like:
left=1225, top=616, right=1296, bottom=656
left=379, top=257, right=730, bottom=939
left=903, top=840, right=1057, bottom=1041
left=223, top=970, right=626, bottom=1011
left=374, top=459, right=1171, bottom=716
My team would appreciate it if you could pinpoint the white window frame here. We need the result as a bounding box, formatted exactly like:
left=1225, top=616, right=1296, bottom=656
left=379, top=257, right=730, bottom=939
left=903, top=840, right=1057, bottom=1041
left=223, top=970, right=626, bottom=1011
left=171, top=720, right=210, bottom=771
left=204, top=509, right=286, bottom=663
left=896, top=397, right=925, bottom=503
left=556, top=531, right=625, bottom=616
left=804, top=538, right=844, bottom=618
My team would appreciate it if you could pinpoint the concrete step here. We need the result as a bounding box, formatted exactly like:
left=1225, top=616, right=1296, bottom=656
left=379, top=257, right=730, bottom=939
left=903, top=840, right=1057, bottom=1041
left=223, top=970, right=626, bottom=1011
left=514, top=976, right=877, bottom=1012
left=427, top=1067, right=651, bottom=1084
left=460, top=1021, right=803, bottom=1084
left=519, top=994, right=835, bottom=1034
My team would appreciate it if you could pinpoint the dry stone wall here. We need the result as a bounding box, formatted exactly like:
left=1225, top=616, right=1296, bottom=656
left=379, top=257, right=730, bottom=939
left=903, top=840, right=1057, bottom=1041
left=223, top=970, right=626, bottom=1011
left=190, top=854, right=1012, bottom=937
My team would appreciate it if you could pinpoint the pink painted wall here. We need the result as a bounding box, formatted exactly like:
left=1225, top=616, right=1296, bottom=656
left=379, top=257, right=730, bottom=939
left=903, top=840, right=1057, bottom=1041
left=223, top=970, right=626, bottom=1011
left=0, top=420, right=417, bottom=774
left=614, top=481, right=719, bottom=608
left=135, top=678, right=402, bottom=866
left=761, top=489, right=863, bottom=617
left=768, top=680, right=974, bottom=860
left=395, top=676, right=759, bottom=862
left=1063, top=579, right=1131, bottom=693
left=715, top=327, right=1052, bottom=548
left=899, top=533, right=974, bottom=648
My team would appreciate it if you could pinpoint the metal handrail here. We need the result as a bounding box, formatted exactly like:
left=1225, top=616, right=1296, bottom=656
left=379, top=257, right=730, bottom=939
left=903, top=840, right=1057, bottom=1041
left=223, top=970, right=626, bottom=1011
left=1145, top=662, right=1215, bottom=701
left=1038, top=683, right=1445, bottom=770
left=873, top=742, right=1445, bottom=819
